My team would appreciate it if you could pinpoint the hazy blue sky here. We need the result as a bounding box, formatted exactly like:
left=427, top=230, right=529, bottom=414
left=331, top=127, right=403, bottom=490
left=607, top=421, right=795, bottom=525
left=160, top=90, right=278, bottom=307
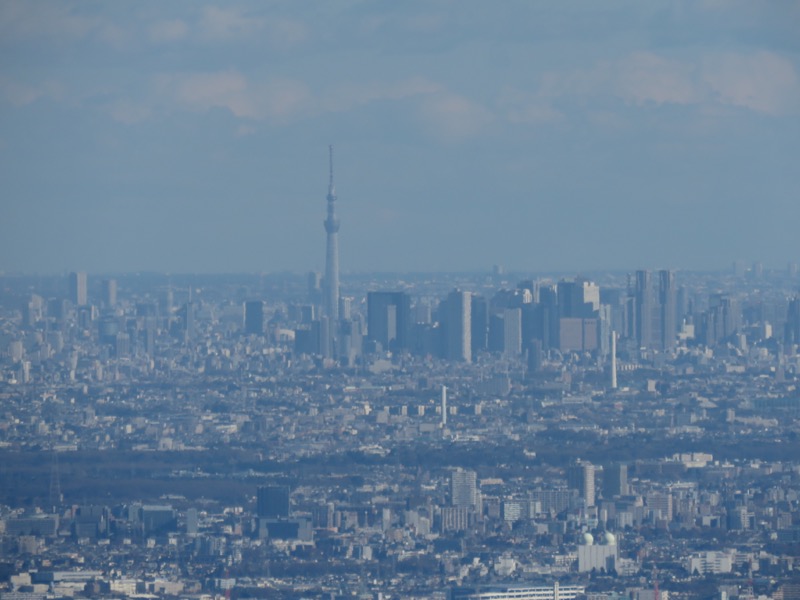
left=1, top=1, right=799, bottom=274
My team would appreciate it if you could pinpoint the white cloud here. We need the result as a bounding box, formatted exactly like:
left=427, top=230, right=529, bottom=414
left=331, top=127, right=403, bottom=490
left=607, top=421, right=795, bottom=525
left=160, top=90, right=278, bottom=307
left=357, top=11, right=445, bottom=36
left=702, top=51, right=800, bottom=116
left=161, top=71, right=257, bottom=118
left=0, top=77, right=62, bottom=107
left=614, top=52, right=699, bottom=106
left=198, top=6, right=264, bottom=41
left=0, top=1, right=94, bottom=41
left=154, top=69, right=491, bottom=140
left=156, top=71, right=311, bottom=122
left=532, top=49, right=800, bottom=118
left=497, top=88, right=563, bottom=125
left=149, top=71, right=447, bottom=125
left=108, top=100, right=151, bottom=125
left=195, top=7, right=306, bottom=49
left=255, top=80, right=312, bottom=120
left=0, top=1, right=126, bottom=45
left=419, top=93, right=494, bottom=141
left=148, top=19, right=188, bottom=43
left=322, top=77, right=443, bottom=113
left=262, top=17, right=308, bottom=48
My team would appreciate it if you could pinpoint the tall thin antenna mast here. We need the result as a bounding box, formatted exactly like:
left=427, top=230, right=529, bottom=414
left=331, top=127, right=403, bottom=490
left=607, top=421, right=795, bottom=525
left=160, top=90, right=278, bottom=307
left=328, top=145, right=335, bottom=194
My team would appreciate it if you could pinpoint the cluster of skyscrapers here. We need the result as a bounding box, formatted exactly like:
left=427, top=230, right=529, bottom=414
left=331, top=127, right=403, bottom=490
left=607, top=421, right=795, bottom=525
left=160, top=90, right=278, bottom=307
left=231, top=149, right=758, bottom=372
left=292, top=269, right=687, bottom=370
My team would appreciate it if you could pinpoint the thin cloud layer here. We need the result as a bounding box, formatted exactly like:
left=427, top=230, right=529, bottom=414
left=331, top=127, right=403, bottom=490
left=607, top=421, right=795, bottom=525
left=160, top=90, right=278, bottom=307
left=703, top=51, right=800, bottom=116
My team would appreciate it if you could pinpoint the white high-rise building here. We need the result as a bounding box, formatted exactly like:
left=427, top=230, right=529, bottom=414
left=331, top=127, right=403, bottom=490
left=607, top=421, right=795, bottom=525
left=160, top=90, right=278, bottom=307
left=69, top=272, right=87, bottom=306
left=446, top=289, right=471, bottom=362
left=450, top=468, right=478, bottom=508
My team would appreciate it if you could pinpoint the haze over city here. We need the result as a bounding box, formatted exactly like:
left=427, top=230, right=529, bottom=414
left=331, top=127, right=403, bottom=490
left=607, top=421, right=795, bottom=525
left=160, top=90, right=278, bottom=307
left=5, top=4, right=800, bottom=600
left=2, top=1, right=799, bottom=274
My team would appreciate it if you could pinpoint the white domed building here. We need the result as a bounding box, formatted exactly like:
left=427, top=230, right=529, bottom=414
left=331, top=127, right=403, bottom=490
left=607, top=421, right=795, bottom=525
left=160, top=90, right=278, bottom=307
left=577, top=530, right=618, bottom=573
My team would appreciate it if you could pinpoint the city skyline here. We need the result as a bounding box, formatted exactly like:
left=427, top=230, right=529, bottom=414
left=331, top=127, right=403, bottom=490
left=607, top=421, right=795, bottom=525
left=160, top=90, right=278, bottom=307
left=3, top=4, right=800, bottom=592
left=4, top=243, right=800, bottom=597
left=1, top=2, right=799, bottom=274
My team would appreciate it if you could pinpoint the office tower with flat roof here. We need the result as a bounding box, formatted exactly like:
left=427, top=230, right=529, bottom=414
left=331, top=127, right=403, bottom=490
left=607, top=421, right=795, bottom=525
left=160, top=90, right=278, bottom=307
left=633, top=269, right=678, bottom=350
left=556, top=279, right=601, bottom=353
left=244, top=300, right=265, bottom=335
left=558, top=279, right=600, bottom=318
left=603, top=463, right=627, bottom=498
left=69, top=271, right=88, bottom=306
left=537, top=284, right=559, bottom=350
left=787, top=297, right=800, bottom=345
left=699, top=293, right=741, bottom=346
left=450, top=468, right=478, bottom=508
left=488, top=313, right=504, bottom=353
left=445, top=289, right=471, bottom=362
left=367, top=291, right=411, bottom=352
left=634, top=270, right=655, bottom=348
left=568, top=461, right=596, bottom=507
left=659, top=269, right=677, bottom=349
left=470, top=295, right=488, bottom=355
left=102, top=278, right=117, bottom=308
left=503, top=308, right=522, bottom=358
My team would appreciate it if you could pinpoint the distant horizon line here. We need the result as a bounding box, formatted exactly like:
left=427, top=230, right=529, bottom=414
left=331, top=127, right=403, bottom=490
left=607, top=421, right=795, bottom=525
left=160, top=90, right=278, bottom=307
left=0, top=265, right=793, bottom=279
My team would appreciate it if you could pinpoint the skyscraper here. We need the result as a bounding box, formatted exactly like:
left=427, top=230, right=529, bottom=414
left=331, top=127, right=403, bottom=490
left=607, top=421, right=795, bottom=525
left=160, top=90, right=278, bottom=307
left=367, top=291, right=411, bottom=352
left=69, top=272, right=88, bottom=306
left=603, top=463, right=628, bottom=498
left=634, top=270, right=654, bottom=349
left=503, top=308, right=522, bottom=358
left=445, top=290, right=471, bottom=362
left=658, top=269, right=677, bottom=349
left=323, top=145, right=340, bottom=323
left=450, top=468, right=478, bottom=508
left=102, top=278, right=117, bottom=308
left=557, top=280, right=600, bottom=318
left=470, top=295, right=488, bottom=355
left=244, top=300, right=265, bottom=335
left=786, top=297, right=800, bottom=345
left=633, top=269, right=677, bottom=350
left=567, top=461, right=596, bottom=507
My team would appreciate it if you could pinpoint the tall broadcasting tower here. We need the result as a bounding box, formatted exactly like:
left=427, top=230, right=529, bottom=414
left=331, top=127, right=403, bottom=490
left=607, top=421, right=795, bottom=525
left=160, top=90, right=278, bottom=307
left=323, top=145, right=340, bottom=322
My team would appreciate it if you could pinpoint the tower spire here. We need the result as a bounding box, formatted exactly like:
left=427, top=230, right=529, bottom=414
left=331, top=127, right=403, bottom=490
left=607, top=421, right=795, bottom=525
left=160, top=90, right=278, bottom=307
left=328, top=144, right=335, bottom=195
left=323, top=145, right=341, bottom=344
